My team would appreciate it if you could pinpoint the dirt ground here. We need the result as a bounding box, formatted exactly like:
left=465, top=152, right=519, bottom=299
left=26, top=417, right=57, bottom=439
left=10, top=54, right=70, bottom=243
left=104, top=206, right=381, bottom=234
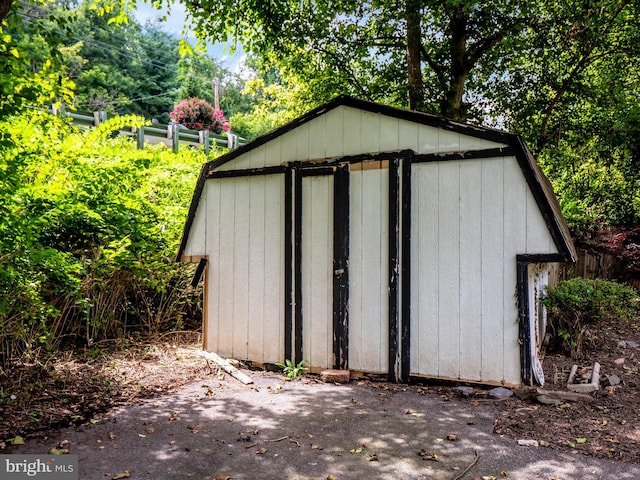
left=1, top=315, right=639, bottom=468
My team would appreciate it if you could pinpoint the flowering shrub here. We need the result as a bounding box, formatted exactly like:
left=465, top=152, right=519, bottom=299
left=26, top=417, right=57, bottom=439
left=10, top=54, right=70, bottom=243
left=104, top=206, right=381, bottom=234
left=170, top=98, right=230, bottom=134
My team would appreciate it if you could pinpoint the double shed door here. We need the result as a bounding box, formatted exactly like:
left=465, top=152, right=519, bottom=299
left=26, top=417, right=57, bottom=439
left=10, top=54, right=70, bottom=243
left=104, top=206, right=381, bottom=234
left=296, top=160, right=396, bottom=375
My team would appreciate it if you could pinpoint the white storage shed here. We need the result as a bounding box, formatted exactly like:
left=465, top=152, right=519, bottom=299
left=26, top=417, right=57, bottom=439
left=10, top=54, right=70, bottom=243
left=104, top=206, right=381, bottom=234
left=177, top=96, right=576, bottom=386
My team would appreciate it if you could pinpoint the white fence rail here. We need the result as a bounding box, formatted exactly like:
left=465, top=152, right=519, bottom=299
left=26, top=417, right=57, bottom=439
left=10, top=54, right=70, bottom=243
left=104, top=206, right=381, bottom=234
left=51, top=106, right=246, bottom=153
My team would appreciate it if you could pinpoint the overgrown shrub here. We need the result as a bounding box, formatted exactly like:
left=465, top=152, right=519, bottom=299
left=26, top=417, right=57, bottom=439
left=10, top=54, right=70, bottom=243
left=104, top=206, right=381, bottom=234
left=0, top=111, right=210, bottom=366
left=170, top=97, right=230, bottom=134
left=542, top=277, right=640, bottom=357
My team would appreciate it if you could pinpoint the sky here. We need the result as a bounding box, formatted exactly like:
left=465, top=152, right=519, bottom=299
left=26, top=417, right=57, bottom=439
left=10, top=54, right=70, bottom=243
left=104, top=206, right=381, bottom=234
left=133, top=1, right=245, bottom=73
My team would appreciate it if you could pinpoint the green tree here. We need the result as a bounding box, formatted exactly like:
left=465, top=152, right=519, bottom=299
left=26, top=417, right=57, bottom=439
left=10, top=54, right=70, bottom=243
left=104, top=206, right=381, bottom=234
left=165, top=0, right=542, bottom=120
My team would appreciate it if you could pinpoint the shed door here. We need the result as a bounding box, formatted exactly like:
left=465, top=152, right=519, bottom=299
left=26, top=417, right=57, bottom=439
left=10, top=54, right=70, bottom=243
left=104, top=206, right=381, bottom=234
left=296, top=165, right=349, bottom=370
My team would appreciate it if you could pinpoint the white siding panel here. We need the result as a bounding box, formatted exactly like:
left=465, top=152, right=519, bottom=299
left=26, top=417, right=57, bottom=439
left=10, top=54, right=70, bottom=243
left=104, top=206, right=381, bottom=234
left=182, top=189, right=207, bottom=258
left=307, top=114, right=327, bottom=160
left=481, top=158, right=505, bottom=382
left=247, top=178, right=266, bottom=361
left=295, top=123, right=310, bottom=161
left=265, top=137, right=283, bottom=168
left=281, top=128, right=299, bottom=163
left=379, top=116, right=400, bottom=151
left=398, top=119, right=419, bottom=151
left=250, top=144, right=267, bottom=169
left=232, top=178, right=251, bottom=359
left=204, top=176, right=285, bottom=364
left=343, top=108, right=363, bottom=156
left=325, top=107, right=345, bottom=158
left=302, top=176, right=334, bottom=369
left=411, top=163, right=440, bottom=376
left=437, top=161, right=461, bottom=378
left=526, top=189, right=557, bottom=253
left=416, top=124, right=438, bottom=153
left=262, top=175, right=285, bottom=363
left=503, top=156, right=528, bottom=383
left=349, top=165, right=389, bottom=373
left=216, top=180, right=236, bottom=357
left=458, top=159, right=483, bottom=381
left=437, top=130, right=460, bottom=153
left=361, top=111, right=381, bottom=153
left=204, top=181, right=222, bottom=352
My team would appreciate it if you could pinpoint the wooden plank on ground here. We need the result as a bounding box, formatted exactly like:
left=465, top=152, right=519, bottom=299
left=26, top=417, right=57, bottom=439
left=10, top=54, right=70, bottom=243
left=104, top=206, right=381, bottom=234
left=197, top=350, right=253, bottom=385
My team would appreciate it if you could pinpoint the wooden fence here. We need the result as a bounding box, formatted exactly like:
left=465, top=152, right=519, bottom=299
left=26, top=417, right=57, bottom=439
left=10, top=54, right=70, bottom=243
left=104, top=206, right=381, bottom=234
left=555, top=247, right=640, bottom=291
left=50, top=106, right=246, bottom=154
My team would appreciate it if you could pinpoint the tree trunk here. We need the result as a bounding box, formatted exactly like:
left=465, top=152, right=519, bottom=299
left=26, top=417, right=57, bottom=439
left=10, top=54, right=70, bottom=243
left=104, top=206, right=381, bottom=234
left=0, top=0, right=12, bottom=23
left=442, top=5, right=468, bottom=120
left=406, top=0, right=424, bottom=111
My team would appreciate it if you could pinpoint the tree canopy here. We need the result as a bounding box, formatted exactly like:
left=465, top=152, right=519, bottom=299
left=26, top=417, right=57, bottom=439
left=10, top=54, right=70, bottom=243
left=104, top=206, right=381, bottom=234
left=171, top=0, right=639, bottom=226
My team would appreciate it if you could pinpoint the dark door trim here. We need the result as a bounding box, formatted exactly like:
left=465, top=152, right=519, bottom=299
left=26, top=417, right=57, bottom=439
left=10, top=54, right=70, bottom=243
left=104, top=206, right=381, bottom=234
left=332, top=164, right=350, bottom=369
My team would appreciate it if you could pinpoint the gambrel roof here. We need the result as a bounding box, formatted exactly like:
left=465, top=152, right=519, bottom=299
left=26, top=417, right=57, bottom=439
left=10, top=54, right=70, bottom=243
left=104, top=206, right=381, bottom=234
left=177, top=95, right=576, bottom=263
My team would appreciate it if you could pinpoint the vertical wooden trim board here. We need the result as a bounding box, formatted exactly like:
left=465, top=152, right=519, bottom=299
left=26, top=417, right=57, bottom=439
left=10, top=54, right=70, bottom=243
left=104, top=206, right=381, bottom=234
left=284, top=167, right=293, bottom=362
left=294, top=167, right=303, bottom=365
left=400, top=156, right=412, bottom=383
left=388, top=158, right=401, bottom=382
left=333, top=164, right=350, bottom=369
left=517, top=256, right=532, bottom=386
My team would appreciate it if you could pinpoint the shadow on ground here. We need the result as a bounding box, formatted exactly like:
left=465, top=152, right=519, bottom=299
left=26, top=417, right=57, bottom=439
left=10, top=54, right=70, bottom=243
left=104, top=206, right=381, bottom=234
left=7, top=371, right=640, bottom=480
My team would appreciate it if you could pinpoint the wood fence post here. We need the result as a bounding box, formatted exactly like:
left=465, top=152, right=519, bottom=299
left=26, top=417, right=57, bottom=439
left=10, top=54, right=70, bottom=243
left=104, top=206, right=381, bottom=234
left=93, top=111, right=107, bottom=126
left=137, top=126, right=145, bottom=149
left=172, top=123, right=179, bottom=153
left=199, top=130, right=210, bottom=155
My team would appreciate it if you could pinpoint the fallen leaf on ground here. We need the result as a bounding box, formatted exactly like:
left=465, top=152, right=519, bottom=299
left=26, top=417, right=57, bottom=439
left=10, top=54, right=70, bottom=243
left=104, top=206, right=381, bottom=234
left=350, top=447, right=363, bottom=454
left=418, top=449, right=438, bottom=461
left=49, top=448, right=70, bottom=455
left=10, top=436, right=25, bottom=445
left=366, top=453, right=378, bottom=461
left=112, top=471, right=130, bottom=479
left=446, top=434, right=458, bottom=441
left=256, top=447, right=267, bottom=454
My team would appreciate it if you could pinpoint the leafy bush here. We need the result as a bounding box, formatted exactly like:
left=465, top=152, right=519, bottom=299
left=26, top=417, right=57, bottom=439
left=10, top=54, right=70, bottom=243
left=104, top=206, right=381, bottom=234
left=542, top=277, right=640, bottom=357
left=0, top=110, right=211, bottom=365
left=170, top=97, right=230, bottom=134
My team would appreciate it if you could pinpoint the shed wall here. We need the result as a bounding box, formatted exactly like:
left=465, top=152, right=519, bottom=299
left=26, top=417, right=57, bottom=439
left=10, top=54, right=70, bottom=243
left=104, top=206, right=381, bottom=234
left=349, top=163, right=390, bottom=373
left=409, top=156, right=560, bottom=385
left=217, top=106, right=507, bottom=172
left=200, top=175, right=285, bottom=364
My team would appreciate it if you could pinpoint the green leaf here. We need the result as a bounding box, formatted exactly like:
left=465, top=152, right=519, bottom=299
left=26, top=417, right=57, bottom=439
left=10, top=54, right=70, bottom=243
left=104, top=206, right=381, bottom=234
left=10, top=435, right=25, bottom=445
